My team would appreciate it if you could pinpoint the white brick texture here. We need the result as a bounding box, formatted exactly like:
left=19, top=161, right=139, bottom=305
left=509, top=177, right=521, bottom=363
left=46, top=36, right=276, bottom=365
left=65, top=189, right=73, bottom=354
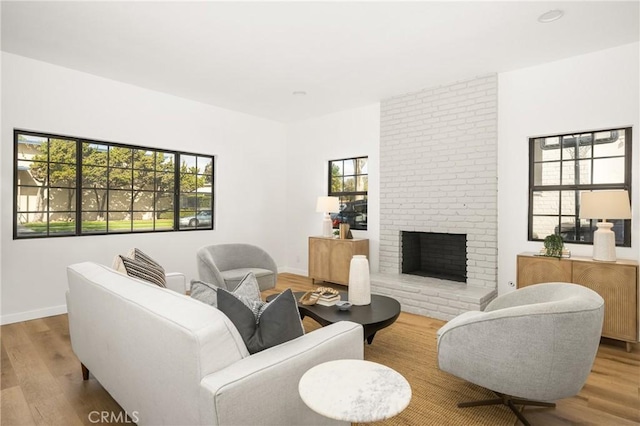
left=377, top=74, right=498, bottom=318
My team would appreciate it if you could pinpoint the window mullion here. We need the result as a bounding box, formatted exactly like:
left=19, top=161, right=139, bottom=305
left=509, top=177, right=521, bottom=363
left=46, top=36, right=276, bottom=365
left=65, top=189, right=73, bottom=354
left=174, top=153, right=180, bottom=231
left=75, top=139, right=82, bottom=236
left=130, top=156, right=134, bottom=233
left=106, top=148, right=110, bottom=233
left=46, top=136, right=51, bottom=237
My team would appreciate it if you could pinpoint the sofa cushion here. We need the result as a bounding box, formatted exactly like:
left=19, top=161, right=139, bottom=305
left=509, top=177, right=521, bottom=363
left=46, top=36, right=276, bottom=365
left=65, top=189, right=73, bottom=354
left=117, top=255, right=167, bottom=287
left=191, top=271, right=262, bottom=308
left=112, top=248, right=167, bottom=287
left=217, top=274, right=304, bottom=354
left=112, top=247, right=160, bottom=271
left=115, top=248, right=166, bottom=286
left=190, top=279, right=221, bottom=306
left=131, top=247, right=163, bottom=267
left=225, top=271, right=263, bottom=308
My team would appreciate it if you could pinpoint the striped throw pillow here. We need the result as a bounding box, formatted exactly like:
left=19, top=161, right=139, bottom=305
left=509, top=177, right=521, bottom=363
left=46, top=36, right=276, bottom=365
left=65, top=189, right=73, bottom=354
left=126, top=248, right=163, bottom=269
left=112, top=248, right=164, bottom=274
left=118, top=255, right=167, bottom=288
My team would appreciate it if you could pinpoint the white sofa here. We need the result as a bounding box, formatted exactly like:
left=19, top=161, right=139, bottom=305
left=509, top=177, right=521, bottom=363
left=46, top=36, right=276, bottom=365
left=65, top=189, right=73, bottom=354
left=66, top=262, right=364, bottom=425
left=163, top=271, right=189, bottom=294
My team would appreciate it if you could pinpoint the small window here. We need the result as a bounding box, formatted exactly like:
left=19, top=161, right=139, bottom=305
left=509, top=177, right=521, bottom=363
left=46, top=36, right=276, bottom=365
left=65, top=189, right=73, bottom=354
left=328, top=156, right=368, bottom=231
left=14, top=130, right=215, bottom=238
left=529, top=127, right=631, bottom=246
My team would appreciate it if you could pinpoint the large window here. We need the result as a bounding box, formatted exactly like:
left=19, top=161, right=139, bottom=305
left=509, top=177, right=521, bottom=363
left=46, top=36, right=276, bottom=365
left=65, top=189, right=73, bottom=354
left=529, top=127, right=631, bottom=246
left=328, top=156, right=368, bottom=231
left=14, top=130, right=214, bottom=238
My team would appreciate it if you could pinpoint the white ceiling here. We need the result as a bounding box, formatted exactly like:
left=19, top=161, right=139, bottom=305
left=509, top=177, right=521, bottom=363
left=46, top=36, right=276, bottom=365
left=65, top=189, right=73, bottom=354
left=2, top=1, right=639, bottom=123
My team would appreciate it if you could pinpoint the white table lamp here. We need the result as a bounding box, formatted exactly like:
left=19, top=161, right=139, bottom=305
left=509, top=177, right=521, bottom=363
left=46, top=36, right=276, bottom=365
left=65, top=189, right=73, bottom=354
left=316, top=196, right=340, bottom=237
left=580, top=190, right=631, bottom=262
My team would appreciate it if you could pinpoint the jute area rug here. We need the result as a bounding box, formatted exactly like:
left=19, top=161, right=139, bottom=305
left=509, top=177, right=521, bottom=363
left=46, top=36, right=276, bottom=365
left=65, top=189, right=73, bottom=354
left=301, top=311, right=517, bottom=426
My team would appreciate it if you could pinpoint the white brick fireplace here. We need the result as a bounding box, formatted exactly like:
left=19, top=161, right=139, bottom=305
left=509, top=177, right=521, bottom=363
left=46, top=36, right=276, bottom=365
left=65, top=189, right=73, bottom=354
left=372, top=74, right=499, bottom=320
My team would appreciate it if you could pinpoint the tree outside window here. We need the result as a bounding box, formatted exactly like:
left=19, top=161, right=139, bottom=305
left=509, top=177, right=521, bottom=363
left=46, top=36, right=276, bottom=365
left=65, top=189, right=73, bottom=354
left=14, top=130, right=214, bottom=238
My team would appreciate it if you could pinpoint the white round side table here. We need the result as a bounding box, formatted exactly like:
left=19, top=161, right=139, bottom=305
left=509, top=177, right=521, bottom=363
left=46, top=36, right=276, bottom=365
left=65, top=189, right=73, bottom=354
left=298, top=359, right=411, bottom=423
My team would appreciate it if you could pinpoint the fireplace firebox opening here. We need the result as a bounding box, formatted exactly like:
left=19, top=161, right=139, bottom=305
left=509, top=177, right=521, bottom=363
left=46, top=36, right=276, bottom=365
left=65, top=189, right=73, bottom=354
left=401, top=231, right=467, bottom=283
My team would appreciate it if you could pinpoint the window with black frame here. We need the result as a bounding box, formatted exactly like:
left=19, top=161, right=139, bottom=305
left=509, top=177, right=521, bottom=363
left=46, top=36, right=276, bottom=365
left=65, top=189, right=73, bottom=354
left=529, top=127, right=631, bottom=246
left=328, top=156, right=368, bottom=231
left=14, top=130, right=214, bottom=238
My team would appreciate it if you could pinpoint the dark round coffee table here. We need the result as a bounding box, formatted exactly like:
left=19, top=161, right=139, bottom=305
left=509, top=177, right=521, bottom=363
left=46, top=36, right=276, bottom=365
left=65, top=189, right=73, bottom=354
left=267, top=291, right=401, bottom=344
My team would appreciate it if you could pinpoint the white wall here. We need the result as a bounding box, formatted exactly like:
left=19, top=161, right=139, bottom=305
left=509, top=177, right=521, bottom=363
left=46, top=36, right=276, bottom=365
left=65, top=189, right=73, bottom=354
left=1, top=53, right=287, bottom=324
left=498, top=42, right=640, bottom=296
left=284, top=104, right=380, bottom=275
left=3, top=41, right=638, bottom=323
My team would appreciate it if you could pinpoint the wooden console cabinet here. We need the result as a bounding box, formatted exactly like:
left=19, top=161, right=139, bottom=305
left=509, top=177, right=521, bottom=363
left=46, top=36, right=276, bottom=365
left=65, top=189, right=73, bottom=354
left=517, top=252, right=639, bottom=352
left=308, top=237, right=369, bottom=286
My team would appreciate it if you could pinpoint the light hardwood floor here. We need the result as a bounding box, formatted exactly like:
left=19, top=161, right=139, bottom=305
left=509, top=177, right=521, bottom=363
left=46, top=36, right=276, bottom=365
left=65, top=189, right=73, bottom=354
left=2, top=273, right=639, bottom=425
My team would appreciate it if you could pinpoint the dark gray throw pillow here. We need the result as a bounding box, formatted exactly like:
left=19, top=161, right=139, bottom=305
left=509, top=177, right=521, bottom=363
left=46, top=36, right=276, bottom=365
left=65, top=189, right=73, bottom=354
left=218, top=288, right=304, bottom=354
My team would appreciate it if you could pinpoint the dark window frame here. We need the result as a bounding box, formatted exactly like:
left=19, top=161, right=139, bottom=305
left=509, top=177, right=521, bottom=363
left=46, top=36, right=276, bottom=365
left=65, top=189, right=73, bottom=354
left=328, top=155, right=368, bottom=231
left=528, top=127, right=631, bottom=247
left=14, top=129, right=215, bottom=239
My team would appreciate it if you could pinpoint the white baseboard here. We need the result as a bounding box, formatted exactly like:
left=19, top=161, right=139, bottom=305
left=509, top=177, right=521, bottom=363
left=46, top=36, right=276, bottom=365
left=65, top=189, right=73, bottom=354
left=278, top=267, right=308, bottom=276
left=1, top=304, right=68, bottom=325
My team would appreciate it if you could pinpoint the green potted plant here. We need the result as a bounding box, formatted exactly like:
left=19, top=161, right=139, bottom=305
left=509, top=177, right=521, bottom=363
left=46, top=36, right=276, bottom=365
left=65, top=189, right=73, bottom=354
left=543, top=234, right=564, bottom=258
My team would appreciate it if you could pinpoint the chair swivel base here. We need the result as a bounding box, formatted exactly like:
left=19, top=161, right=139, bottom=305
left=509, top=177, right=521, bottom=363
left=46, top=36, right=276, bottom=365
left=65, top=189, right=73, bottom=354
left=458, top=391, right=555, bottom=426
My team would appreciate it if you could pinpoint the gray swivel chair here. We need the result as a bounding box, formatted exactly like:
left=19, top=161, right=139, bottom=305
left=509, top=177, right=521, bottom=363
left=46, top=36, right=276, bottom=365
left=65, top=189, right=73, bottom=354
left=196, top=244, right=278, bottom=291
left=437, top=282, right=604, bottom=426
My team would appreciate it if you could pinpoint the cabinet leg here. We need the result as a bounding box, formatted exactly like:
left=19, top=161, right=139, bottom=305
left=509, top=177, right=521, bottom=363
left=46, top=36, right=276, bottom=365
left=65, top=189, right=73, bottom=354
left=626, top=342, right=632, bottom=353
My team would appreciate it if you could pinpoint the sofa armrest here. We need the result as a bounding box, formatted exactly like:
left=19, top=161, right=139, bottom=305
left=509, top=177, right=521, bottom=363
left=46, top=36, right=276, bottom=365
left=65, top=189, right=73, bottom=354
left=165, top=272, right=187, bottom=294
left=199, top=321, right=363, bottom=426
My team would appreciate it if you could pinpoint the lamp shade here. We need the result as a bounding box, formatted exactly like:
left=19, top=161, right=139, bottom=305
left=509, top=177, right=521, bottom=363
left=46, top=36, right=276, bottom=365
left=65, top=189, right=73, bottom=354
left=316, top=196, right=340, bottom=213
left=580, top=190, right=631, bottom=220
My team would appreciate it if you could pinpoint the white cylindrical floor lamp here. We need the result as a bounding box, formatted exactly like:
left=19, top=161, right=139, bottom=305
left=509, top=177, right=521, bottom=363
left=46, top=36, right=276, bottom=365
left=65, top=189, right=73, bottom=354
left=580, top=190, right=631, bottom=262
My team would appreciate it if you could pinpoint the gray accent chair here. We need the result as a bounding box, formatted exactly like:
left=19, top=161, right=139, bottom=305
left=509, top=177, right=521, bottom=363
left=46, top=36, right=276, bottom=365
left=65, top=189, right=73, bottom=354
left=196, top=244, right=278, bottom=291
left=437, top=282, right=604, bottom=426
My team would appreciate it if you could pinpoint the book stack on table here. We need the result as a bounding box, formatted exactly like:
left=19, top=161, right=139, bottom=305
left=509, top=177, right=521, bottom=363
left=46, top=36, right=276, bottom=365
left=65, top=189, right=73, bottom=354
left=316, top=290, right=341, bottom=306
